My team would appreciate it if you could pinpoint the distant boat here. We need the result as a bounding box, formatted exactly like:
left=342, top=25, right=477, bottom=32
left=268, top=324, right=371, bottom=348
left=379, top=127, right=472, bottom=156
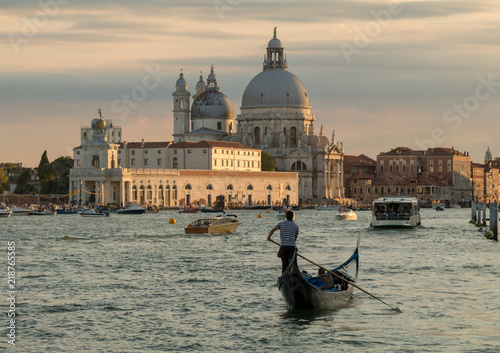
left=179, top=207, right=199, bottom=214
left=117, top=205, right=146, bottom=215
left=336, top=207, right=358, bottom=220
left=11, top=207, right=31, bottom=216
left=0, top=209, right=12, bottom=218
left=185, top=215, right=241, bottom=235
left=80, top=209, right=110, bottom=217
left=315, top=205, right=339, bottom=211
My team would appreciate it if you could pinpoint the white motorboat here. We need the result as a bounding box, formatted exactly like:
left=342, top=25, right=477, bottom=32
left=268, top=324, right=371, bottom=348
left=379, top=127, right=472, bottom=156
left=80, top=209, right=110, bottom=217
left=335, top=208, right=357, bottom=220
left=371, top=196, right=421, bottom=227
left=0, top=209, right=12, bottom=218
left=117, top=204, right=146, bottom=215
left=11, top=207, right=31, bottom=216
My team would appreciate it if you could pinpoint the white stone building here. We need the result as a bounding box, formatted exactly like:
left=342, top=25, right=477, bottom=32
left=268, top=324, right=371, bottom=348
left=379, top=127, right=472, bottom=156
left=69, top=113, right=297, bottom=207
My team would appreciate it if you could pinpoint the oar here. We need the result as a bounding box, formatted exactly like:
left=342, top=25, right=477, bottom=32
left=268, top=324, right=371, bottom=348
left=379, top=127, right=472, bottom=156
left=268, top=239, right=401, bottom=312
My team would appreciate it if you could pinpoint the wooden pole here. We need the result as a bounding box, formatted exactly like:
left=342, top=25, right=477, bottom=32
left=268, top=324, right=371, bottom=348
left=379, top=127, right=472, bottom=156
left=483, top=202, right=487, bottom=226
left=471, top=200, right=475, bottom=222
left=493, top=201, right=498, bottom=241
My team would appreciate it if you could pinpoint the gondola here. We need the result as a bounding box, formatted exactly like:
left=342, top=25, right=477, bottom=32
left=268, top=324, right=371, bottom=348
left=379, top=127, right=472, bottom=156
left=277, top=244, right=359, bottom=309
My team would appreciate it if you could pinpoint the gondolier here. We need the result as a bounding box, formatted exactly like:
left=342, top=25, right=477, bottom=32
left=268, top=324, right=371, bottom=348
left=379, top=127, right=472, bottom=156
left=267, top=210, right=299, bottom=273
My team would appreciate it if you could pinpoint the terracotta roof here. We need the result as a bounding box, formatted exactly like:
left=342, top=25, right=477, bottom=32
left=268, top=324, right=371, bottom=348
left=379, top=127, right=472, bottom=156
left=344, top=154, right=376, bottom=166
left=170, top=140, right=260, bottom=150
left=378, top=147, right=425, bottom=157
left=120, top=142, right=172, bottom=148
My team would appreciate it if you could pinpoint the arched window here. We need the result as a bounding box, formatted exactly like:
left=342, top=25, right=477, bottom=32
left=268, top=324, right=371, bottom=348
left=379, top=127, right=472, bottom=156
left=267, top=185, right=273, bottom=190
left=290, top=127, right=297, bottom=146
left=173, top=157, right=178, bottom=169
left=147, top=185, right=152, bottom=199
left=132, top=185, right=137, bottom=201
left=206, top=184, right=213, bottom=190
left=254, top=127, right=261, bottom=145
left=285, top=185, right=291, bottom=191
left=173, top=185, right=177, bottom=200
left=291, top=161, right=307, bottom=171
left=247, top=184, right=253, bottom=190
left=227, top=184, right=233, bottom=190
left=185, top=184, right=192, bottom=190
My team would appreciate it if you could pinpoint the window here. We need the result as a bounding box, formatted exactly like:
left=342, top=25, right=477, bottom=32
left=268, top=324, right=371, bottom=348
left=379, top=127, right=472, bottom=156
left=118, top=159, right=121, bottom=167
left=227, top=184, right=233, bottom=190
left=206, top=184, right=213, bottom=190
left=185, top=184, right=192, bottom=190
left=254, top=127, right=261, bottom=145
left=157, top=159, right=161, bottom=166
left=267, top=185, right=273, bottom=190
left=118, top=150, right=121, bottom=154
left=132, top=150, right=135, bottom=155
left=173, top=157, right=178, bottom=169
left=77, top=150, right=80, bottom=155
left=290, top=127, right=297, bottom=146
left=187, top=149, right=192, bottom=154
left=131, top=159, right=135, bottom=166
left=217, top=122, right=222, bottom=130
left=145, top=150, right=148, bottom=154
left=145, top=159, right=149, bottom=166
left=92, top=156, right=99, bottom=168
left=158, top=150, right=161, bottom=154
left=83, top=132, right=87, bottom=138
left=247, top=185, right=253, bottom=190
left=174, top=150, right=177, bottom=154
left=77, top=159, right=81, bottom=166
left=203, top=149, right=207, bottom=153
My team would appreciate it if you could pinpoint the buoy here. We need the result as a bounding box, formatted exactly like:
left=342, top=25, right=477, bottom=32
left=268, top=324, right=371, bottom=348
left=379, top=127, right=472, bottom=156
left=258, top=214, right=263, bottom=218
left=169, top=218, right=176, bottom=224
left=266, top=210, right=270, bottom=213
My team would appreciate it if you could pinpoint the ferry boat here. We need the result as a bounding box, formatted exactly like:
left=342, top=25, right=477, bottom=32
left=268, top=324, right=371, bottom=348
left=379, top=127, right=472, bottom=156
left=185, top=215, right=241, bottom=235
left=371, top=197, right=421, bottom=227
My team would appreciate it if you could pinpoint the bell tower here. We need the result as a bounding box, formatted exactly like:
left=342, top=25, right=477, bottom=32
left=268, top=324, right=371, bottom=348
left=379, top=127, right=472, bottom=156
left=172, top=70, right=191, bottom=142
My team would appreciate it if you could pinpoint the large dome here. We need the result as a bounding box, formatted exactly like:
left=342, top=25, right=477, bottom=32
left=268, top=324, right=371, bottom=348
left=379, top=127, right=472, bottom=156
left=241, top=69, right=310, bottom=108
left=191, top=90, right=233, bottom=119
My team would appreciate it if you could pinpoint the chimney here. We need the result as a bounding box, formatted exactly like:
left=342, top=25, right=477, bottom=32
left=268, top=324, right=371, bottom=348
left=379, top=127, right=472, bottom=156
left=141, top=139, right=145, bottom=148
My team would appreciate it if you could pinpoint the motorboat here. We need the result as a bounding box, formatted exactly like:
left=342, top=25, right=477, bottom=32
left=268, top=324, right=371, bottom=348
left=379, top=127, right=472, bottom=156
left=80, top=209, right=110, bottom=217
left=10, top=207, right=31, bottom=216
left=435, top=204, right=445, bottom=211
left=28, top=209, right=57, bottom=215
left=314, top=205, right=339, bottom=211
left=117, top=204, right=146, bottom=215
left=0, top=209, right=12, bottom=218
left=371, top=196, right=421, bottom=227
left=185, top=215, right=241, bottom=235
left=335, top=207, right=358, bottom=220
left=179, top=206, right=199, bottom=214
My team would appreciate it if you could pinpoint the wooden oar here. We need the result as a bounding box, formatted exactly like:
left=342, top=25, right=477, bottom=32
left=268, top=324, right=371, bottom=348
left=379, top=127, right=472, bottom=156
left=269, top=239, right=401, bottom=312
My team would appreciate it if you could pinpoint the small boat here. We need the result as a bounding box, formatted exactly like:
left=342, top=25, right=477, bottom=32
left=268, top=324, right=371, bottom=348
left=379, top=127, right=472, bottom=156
left=28, top=209, right=57, bottom=215
left=145, top=208, right=159, bottom=214
left=11, top=207, right=31, bottom=216
left=0, top=209, right=12, bottom=218
left=315, top=205, right=339, bottom=211
left=278, top=243, right=359, bottom=309
left=435, top=205, right=445, bottom=211
left=55, top=209, right=78, bottom=215
left=179, top=207, right=199, bottom=214
left=185, top=215, right=241, bottom=235
left=80, top=209, right=110, bottom=217
left=335, top=207, right=357, bottom=220
left=371, top=196, right=421, bottom=227
left=117, top=204, right=146, bottom=215
left=199, top=207, right=224, bottom=213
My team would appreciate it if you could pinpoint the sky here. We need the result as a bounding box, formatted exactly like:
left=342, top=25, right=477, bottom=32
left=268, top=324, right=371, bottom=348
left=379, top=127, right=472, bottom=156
left=1, top=0, right=499, bottom=167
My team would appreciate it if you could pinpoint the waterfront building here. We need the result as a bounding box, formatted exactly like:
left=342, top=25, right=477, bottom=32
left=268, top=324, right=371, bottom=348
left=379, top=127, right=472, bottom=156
left=69, top=113, right=298, bottom=207
left=343, top=155, right=377, bottom=205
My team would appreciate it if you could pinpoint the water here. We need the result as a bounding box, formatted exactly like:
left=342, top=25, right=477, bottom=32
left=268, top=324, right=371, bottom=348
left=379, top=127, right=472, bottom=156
left=1, top=208, right=499, bottom=352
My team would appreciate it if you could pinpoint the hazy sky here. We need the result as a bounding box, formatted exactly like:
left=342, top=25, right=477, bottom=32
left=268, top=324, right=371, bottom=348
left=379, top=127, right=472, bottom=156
left=2, top=0, right=499, bottom=166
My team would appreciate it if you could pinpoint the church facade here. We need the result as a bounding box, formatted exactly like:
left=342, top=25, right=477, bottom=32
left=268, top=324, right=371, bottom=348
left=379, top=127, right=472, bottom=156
left=173, top=30, right=345, bottom=203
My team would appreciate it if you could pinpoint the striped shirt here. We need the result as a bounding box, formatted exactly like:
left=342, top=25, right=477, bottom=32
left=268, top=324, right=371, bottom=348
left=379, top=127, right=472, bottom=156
left=278, top=220, right=299, bottom=246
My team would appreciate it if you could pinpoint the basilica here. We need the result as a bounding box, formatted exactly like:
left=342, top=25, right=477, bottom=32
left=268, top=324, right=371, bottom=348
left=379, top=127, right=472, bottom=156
left=69, top=30, right=344, bottom=207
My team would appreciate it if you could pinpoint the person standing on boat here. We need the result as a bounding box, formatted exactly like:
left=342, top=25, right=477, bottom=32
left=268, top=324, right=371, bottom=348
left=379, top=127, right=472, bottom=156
left=267, top=210, right=299, bottom=273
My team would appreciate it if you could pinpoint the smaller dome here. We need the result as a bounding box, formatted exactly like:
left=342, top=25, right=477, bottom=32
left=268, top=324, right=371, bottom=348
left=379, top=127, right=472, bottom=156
left=268, top=37, right=283, bottom=48
left=95, top=118, right=106, bottom=130
left=176, top=72, right=187, bottom=87
left=196, top=74, right=205, bottom=91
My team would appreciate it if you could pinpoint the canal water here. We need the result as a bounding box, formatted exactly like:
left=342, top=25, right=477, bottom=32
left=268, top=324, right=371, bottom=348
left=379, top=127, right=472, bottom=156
left=1, top=208, right=499, bottom=352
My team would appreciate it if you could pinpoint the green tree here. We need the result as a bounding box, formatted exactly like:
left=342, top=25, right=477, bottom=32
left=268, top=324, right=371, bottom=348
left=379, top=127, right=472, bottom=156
left=261, top=151, right=277, bottom=171
left=0, top=167, right=9, bottom=193
left=37, top=150, right=57, bottom=194
left=14, top=169, right=33, bottom=194
left=50, top=156, right=73, bottom=193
